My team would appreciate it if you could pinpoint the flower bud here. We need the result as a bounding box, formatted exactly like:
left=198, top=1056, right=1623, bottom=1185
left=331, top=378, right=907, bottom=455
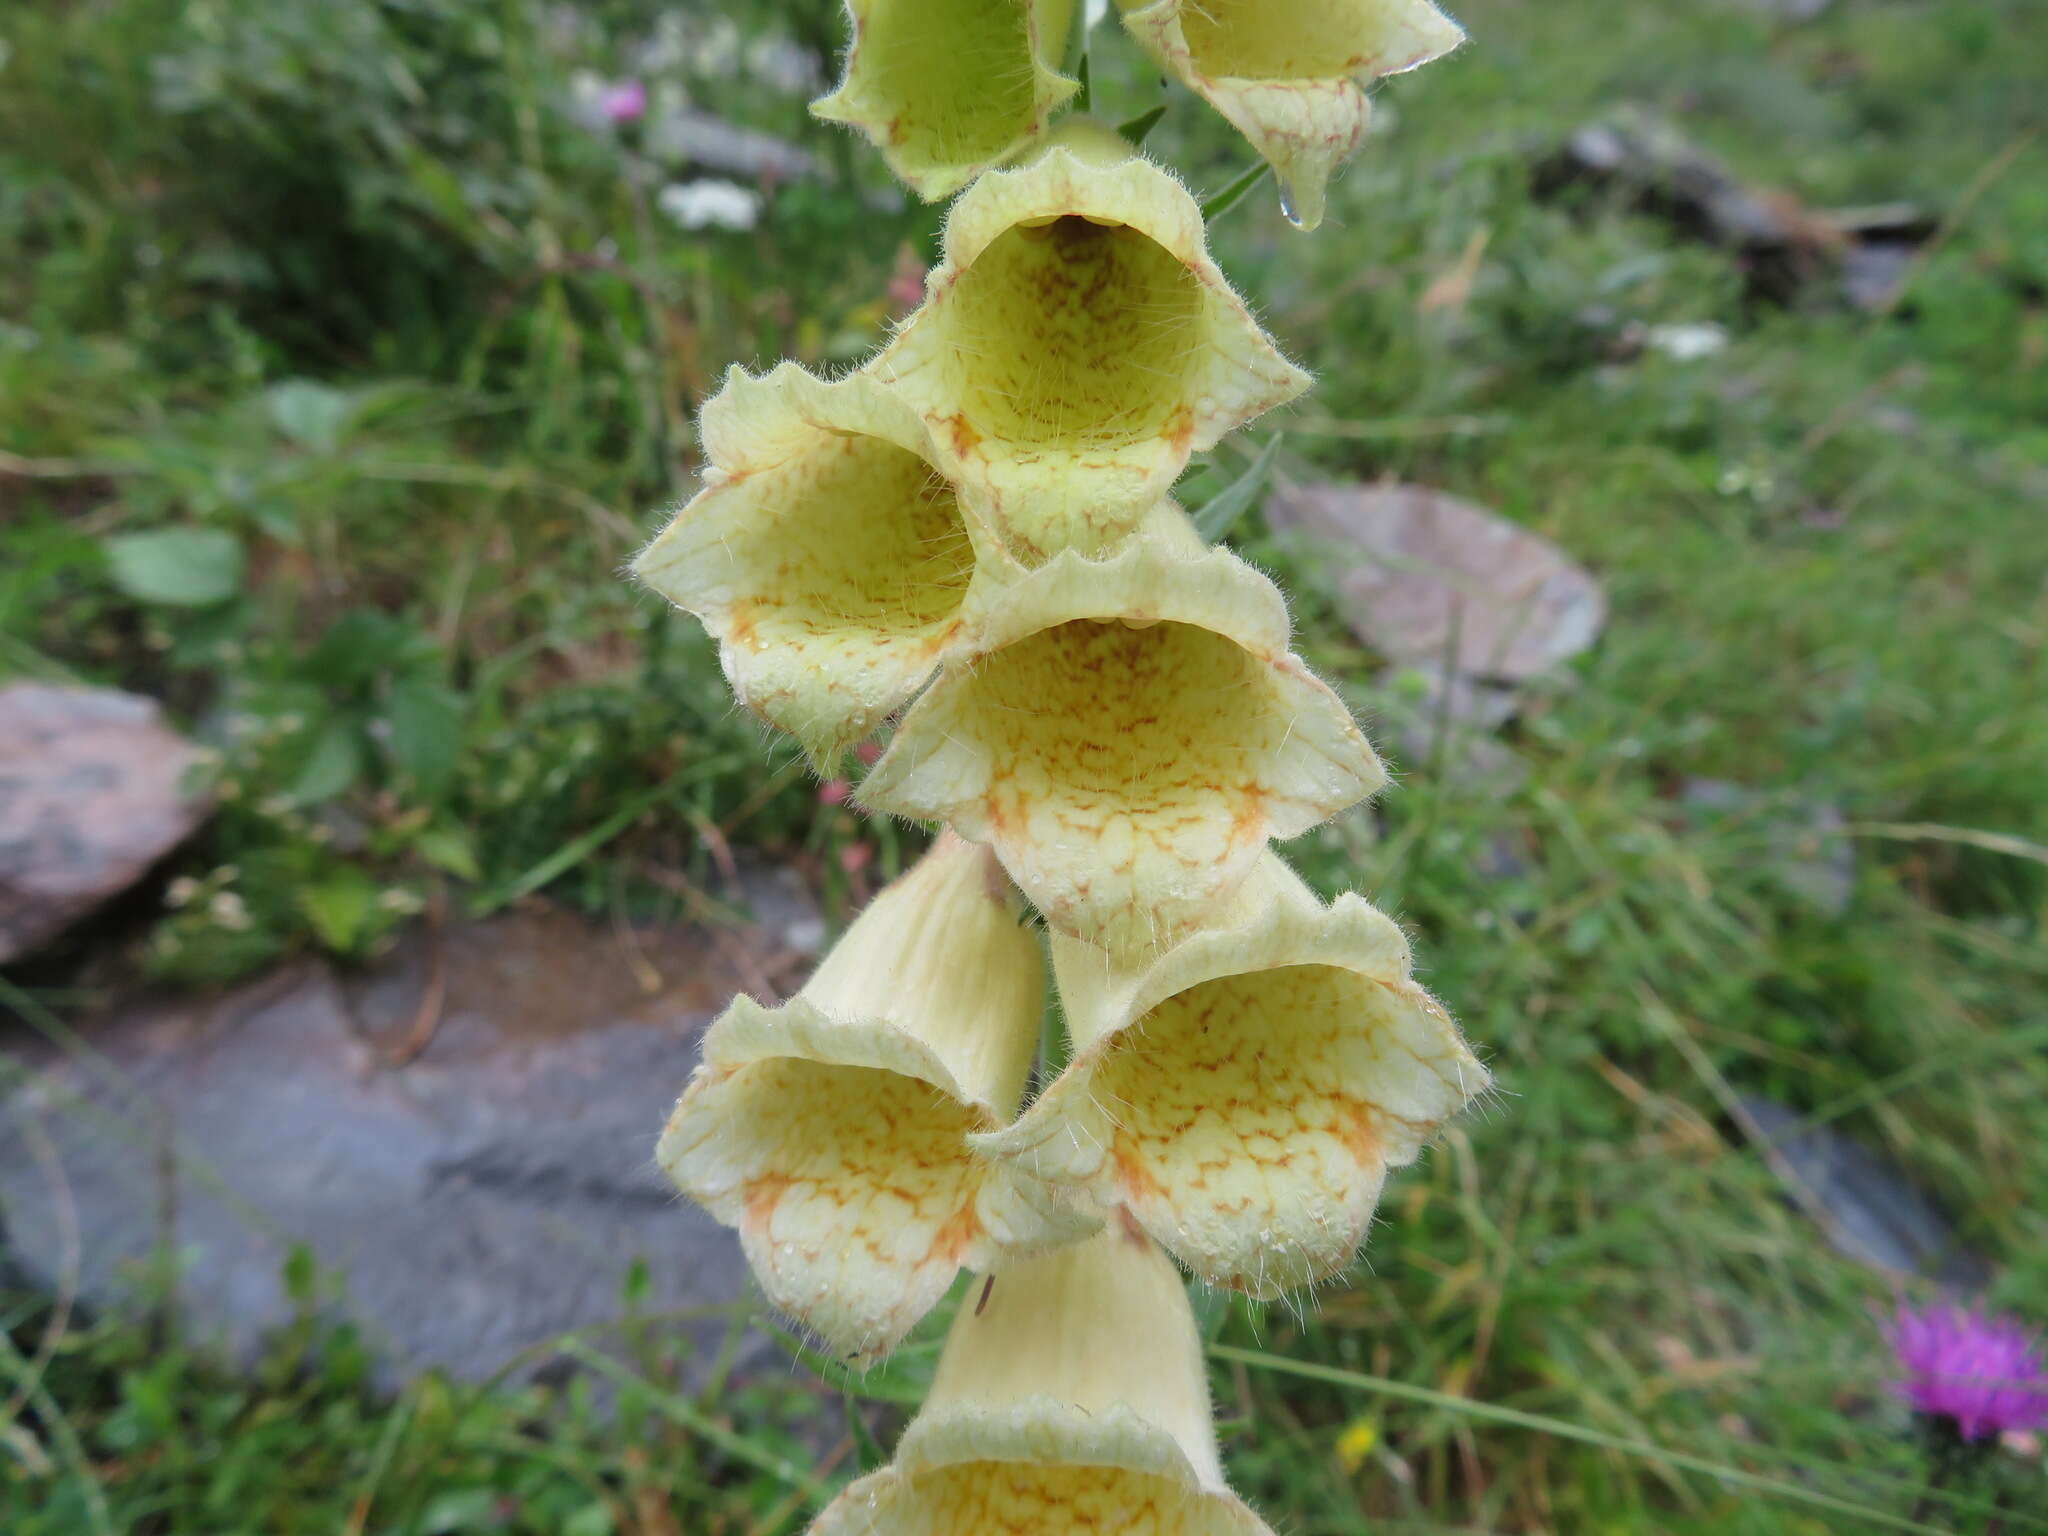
left=633, top=363, right=1004, bottom=766
left=656, top=834, right=1067, bottom=1361
left=871, top=124, right=1310, bottom=561
left=1116, top=0, right=1466, bottom=230
left=859, top=520, right=1384, bottom=956
left=811, top=0, right=1081, bottom=199
left=978, top=854, right=1488, bottom=1296
left=809, top=1220, right=1276, bottom=1536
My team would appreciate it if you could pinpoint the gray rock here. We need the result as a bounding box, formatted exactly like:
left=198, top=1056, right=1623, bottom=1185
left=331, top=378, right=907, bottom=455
left=0, top=902, right=817, bottom=1387
left=1551, top=111, right=1814, bottom=251
left=1540, top=111, right=1934, bottom=308
left=644, top=108, right=819, bottom=183
left=1738, top=1094, right=1988, bottom=1286
left=1679, top=778, right=1855, bottom=917
left=1723, top=0, right=1833, bottom=18
left=1370, top=662, right=1528, bottom=794
left=0, top=683, right=211, bottom=962
left=1839, top=241, right=1917, bottom=312
left=1267, top=482, right=1606, bottom=683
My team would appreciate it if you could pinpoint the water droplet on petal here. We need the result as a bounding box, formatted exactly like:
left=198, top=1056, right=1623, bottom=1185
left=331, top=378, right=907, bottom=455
left=1277, top=179, right=1304, bottom=229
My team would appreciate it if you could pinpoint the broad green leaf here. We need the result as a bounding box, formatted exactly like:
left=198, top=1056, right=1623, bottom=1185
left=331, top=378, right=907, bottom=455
left=290, top=720, right=364, bottom=804
left=264, top=380, right=352, bottom=455
left=386, top=675, right=463, bottom=800
left=104, top=527, right=245, bottom=606
left=305, top=612, right=413, bottom=689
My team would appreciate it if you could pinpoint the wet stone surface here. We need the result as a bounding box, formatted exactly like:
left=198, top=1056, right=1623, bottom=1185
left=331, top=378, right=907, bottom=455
left=0, top=683, right=212, bottom=963
left=0, top=892, right=821, bottom=1387
left=1740, top=1094, right=1989, bottom=1287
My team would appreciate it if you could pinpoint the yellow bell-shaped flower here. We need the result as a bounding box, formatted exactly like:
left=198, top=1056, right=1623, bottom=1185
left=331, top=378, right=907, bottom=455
left=1117, top=0, right=1465, bottom=230
left=656, top=834, right=1072, bottom=1361
left=811, top=0, right=1081, bottom=199
left=859, top=516, right=1384, bottom=956
left=871, top=123, right=1310, bottom=561
left=632, top=363, right=1008, bottom=767
left=978, top=853, right=1489, bottom=1296
left=808, top=1220, right=1276, bottom=1536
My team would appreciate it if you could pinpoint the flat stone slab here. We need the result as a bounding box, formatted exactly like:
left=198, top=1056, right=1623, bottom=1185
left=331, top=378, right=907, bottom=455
left=1740, top=1094, right=1988, bottom=1286
left=1266, top=482, right=1606, bottom=684
left=0, top=899, right=816, bottom=1387
left=0, top=683, right=211, bottom=961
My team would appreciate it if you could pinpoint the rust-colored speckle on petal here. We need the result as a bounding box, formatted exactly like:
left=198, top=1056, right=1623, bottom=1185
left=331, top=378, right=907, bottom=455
left=742, top=1171, right=794, bottom=1232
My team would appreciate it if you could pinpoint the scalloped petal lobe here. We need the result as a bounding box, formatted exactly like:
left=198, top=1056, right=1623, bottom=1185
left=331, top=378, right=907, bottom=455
left=874, top=140, right=1308, bottom=560
left=863, top=539, right=1382, bottom=955
left=979, top=870, right=1487, bottom=1293
left=811, top=0, right=1079, bottom=198
left=633, top=366, right=988, bottom=763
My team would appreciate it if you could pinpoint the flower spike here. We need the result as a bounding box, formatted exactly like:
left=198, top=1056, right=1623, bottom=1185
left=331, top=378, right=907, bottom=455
left=809, top=1220, right=1277, bottom=1536
left=1117, top=0, right=1466, bottom=231
left=633, top=363, right=1008, bottom=767
left=811, top=0, right=1081, bottom=200
left=979, top=853, right=1488, bottom=1295
left=656, top=834, right=1070, bottom=1361
left=871, top=123, right=1311, bottom=561
left=859, top=520, right=1385, bottom=956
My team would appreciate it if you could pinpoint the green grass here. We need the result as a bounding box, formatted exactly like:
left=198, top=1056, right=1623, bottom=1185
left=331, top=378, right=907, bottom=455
left=5, top=0, right=2047, bottom=1530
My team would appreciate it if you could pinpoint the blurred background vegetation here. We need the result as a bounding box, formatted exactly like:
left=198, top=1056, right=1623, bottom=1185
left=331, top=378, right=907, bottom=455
left=3, top=0, right=2045, bottom=1531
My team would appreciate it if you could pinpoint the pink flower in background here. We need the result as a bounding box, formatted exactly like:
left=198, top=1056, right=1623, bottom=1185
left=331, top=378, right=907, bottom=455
left=601, top=79, right=647, bottom=125
left=854, top=742, right=883, bottom=767
left=1890, top=1304, right=2048, bottom=1441
left=884, top=246, right=927, bottom=315
left=817, top=779, right=852, bottom=806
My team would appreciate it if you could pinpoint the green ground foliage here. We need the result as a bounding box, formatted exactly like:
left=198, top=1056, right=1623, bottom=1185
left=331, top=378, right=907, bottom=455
left=3, top=0, right=2045, bottom=1530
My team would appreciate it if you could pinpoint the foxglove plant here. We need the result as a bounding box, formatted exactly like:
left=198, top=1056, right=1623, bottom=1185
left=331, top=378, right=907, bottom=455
left=811, top=0, right=1081, bottom=198
left=860, top=520, right=1384, bottom=952
left=868, top=122, right=1308, bottom=560
left=636, top=6, right=1482, bottom=1527
left=980, top=854, right=1486, bottom=1294
left=1115, top=0, right=1465, bottom=230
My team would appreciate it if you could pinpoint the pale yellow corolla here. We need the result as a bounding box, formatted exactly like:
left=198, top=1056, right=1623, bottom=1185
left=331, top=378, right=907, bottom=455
left=1117, top=0, right=1465, bottom=230
left=656, top=835, right=1074, bottom=1361
left=858, top=518, right=1384, bottom=957
left=980, top=853, right=1489, bottom=1295
left=871, top=123, right=1309, bottom=562
left=812, top=0, right=1081, bottom=199
left=809, top=1221, right=1277, bottom=1536
left=633, top=363, right=1007, bottom=767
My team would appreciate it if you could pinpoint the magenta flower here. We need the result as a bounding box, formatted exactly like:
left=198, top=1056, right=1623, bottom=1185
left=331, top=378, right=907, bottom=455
left=600, top=80, right=646, bottom=126
left=1890, top=1303, right=2048, bottom=1441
